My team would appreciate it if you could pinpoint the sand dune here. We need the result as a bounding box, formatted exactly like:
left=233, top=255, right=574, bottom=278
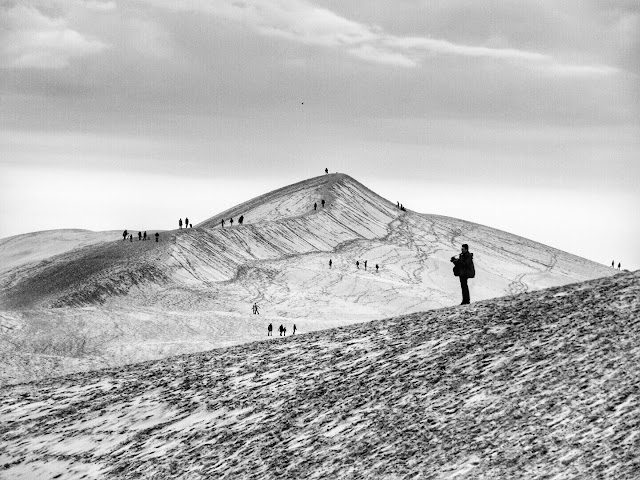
left=0, top=174, right=616, bottom=385
left=1, top=271, right=637, bottom=479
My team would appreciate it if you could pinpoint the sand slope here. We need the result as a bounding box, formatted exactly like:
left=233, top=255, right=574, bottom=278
left=1, top=271, right=637, bottom=479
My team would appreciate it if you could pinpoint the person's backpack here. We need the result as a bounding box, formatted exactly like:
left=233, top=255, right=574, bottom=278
left=453, top=263, right=460, bottom=277
left=452, top=254, right=475, bottom=278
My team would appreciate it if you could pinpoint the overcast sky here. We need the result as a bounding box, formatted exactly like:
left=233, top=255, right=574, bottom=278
left=1, top=0, right=639, bottom=270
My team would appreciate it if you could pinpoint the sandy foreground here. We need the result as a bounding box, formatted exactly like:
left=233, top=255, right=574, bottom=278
left=1, top=270, right=638, bottom=479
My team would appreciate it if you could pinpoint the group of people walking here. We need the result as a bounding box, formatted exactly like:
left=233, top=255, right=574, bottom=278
left=179, top=218, right=192, bottom=229
left=122, top=230, right=159, bottom=242
left=267, top=322, right=297, bottom=336
left=354, top=259, right=379, bottom=272
left=220, top=215, right=244, bottom=228
left=328, top=258, right=379, bottom=272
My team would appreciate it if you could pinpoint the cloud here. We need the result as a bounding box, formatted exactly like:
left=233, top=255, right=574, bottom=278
left=0, top=3, right=109, bottom=69
left=82, top=0, right=117, bottom=11
left=139, top=0, right=618, bottom=74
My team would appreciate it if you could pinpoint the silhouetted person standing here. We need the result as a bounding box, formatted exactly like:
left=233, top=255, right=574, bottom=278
left=283, top=326, right=286, bottom=336
left=612, top=260, right=615, bottom=268
left=314, top=202, right=317, bottom=211
left=329, top=259, right=332, bottom=268
left=321, top=199, right=325, bottom=207
left=325, top=168, right=328, bottom=174
left=293, top=324, right=297, bottom=335
left=618, top=262, right=621, bottom=270
left=451, top=244, right=475, bottom=305
left=143, top=231, right=147, bottom=241
left=138, top=231, right=142, bottom=241
left=268, top=323, right=273, bottom=336
left=356, top=260, right=359, bottom=269
left=279, top=324, right=283, bottom=336
left=155, top=232, right=159, bottom=242
left=185, top=217, right=189, bottom=228
left=254, top=303, right=259, bottom=314
left=239, top=215, right=244, bottom=225
left=123, top=230, right=128, bottom=241
left=221, top=219, right=225, bottom=228
left=179, top=218, right=183, bottom=229
left=364, top=260, right=367, bottom=270
left=230, top=217, right=233, bottom=226
left=129, top=234, right=133, bottom=242
left=375, top=264, right=379, bottom=272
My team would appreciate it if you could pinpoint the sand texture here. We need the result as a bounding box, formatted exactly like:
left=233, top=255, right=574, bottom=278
left=1, top=270, right=638, bottom=479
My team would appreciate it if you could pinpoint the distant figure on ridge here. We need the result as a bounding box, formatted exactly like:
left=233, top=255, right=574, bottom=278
left=138, top=231, right=142, bottom=241
left=612, top=260, right=615, bottom=268
left=314, top=202, right=317, bottom=211
left=329, top=259, right=332, bottom=268
left=364, top=260, right=367, bottom=270
left=185, top=217, right=189, bottom=228
left=283, top=326, right=286, bottom=336
left=179, top=218, right=183, bottom=229
left=325, top=168, right=328, bottom=174
left=239, top=215, right=244, bottom=225
left=155, top=232, right=159, bottom=242
left=356, top=260, right=360, bottom=269
left=221, top=219, right=225, bottom=228
left=618, top=262, right=621, bottom=270
left=129, top=234, right=133, bottom=242
left=122, top=230, right=128, bottom=241
left=268, top=323, right=273, bottom=336
left=451, top=244, right=475, bottom=305
left=397, top=201, right=399, bottom=208
left=143, top=231, right=147, bottom=241
left=230, top=217, right=234, bottom=226
left=279, top=324, right=284, bottom=336
left=293, top=324, right=297, bottom=335
left=321, top=199, right=325, bottom=207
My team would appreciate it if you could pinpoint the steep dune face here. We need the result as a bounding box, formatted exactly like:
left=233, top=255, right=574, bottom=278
left=165, top=174, right=399, bottom=284
left=0, top=174, right=617, bottom=384
left=1, top=271, right=637, bottom=479
left=0, top=174, right=399, bottom=309
left=0, top=233, right=172, bottom=309
left=0, top=229, right=118, bottom=276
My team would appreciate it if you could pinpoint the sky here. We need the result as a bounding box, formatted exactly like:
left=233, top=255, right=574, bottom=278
left=1, top=0, right=639, bottom=270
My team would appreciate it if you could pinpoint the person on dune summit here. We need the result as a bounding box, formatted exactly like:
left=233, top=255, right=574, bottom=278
left=451, top=244, right=475, bottom=305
